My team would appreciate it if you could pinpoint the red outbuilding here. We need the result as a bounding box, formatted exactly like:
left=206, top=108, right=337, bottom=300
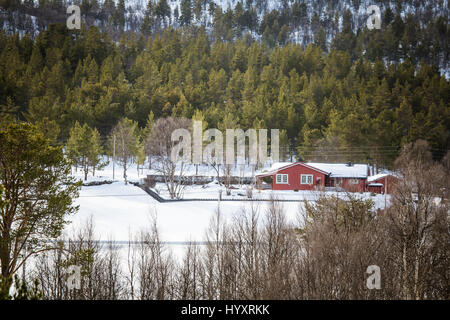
left=367, top=173, right=396, bottom=194
left=307, top=162, right=369, bottom=193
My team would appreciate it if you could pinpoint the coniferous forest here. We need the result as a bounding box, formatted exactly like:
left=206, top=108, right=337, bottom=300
left=0, top=0, right=448, bottom=169
left=0, top=0, right=449, bottom=303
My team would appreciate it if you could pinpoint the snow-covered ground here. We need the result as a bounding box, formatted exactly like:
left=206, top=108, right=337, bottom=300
left=65, top=179, right=306, bottom=261
left=67, top=180, right=306, bottom=242
left=155, top=180, right=389, bottom=203
left=67, top=159, right=390, bottom=245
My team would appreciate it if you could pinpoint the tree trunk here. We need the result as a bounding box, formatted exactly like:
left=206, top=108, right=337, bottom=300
left=83, top=157, right=88, bottom=181
left=402, top=241, right=409, bottom=299
left=217, top=164, right=221, bottom=185
left=414, top=243, right=422, bottom=300
left=124, top=162, right=127, bottom=185
left=0, top=238, right=12, bottom=293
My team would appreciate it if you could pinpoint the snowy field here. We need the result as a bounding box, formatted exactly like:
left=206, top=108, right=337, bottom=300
left=66, top=159, right=390, bottom=245
left=66, top=181, right=305, bottom=242
left=64, top=179, right=306, bottom=261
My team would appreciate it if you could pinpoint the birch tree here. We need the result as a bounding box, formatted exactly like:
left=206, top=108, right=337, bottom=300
left=385, top=140, right=449, bottom=299
left=146, top=117, right=191, bottom=199
left=109, top=118, right=139, bottom=185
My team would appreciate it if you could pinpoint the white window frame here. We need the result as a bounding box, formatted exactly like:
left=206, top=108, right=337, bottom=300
left=301, top=174, right=314, bottom=185
left=276, top=174, right=289, bottom=184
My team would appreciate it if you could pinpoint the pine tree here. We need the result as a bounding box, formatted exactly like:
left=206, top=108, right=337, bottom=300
left=193, top=0, right=203, bottom=22
left=113, top=0, right=126, bottom=31
left=136, top=138, right=146, bottom=177
left=0, top=97, right=19, bottom=129
left=89, top=127, right=107, bottom=177
left=155, top=0, right=170, bottom=20
left=179, top=0, right=192, bottom=26
left=140, top=0, right=154, bottom=36
left=67, top=122, right=105, bottom=180
left=395, top=97, right=413, bottom=144
left=144, top=111, right=155, bottom=169
left=314, top=27, right=327, bottom=52
left=34, top=118, right=60, bottom=145
left=0, top=123, right=79, bottom=294
left=67, top=122, right=88, bottom=180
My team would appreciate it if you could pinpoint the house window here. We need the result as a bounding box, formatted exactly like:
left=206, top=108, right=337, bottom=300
left=349, top=179, right=359, bottom=185
left=276, top=174, right=288, bottom=184
left=301, top=174, right=313, bottom=185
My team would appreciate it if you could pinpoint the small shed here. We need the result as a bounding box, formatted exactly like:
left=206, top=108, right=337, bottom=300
left=367, top=173, right=396, bottom=194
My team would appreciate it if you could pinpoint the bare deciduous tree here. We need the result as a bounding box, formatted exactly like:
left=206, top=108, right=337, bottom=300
left=109, top=118, right=139, bottom=185
left=34, top=218, right=125, bottom=300
left=384, top=140, right=449, bottom=299
left=28, top=142, right=449, bottom=300
left=146, top=117, right=191, bottom=199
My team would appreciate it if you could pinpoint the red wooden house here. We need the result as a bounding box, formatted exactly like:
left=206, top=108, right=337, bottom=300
left=256, top=162, right=329, bottom=191
left=256, top=162, right=369, bottom=192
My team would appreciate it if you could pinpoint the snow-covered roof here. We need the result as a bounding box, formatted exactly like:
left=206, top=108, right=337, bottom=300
left=368, top=183, right=384, bottom=187
left=368, top=173, right=390, bottom=182
left=256, top=162, right=368, bottom=178
left=256, top=162, right=292, bottom=176
left=268, top=162, right=293, bottom=171
left=306, top=163, right=369, bottom=178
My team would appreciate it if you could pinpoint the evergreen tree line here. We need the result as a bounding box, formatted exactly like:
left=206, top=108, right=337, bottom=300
left=1, top=0, right=448, bottom=70
left=0, top=20, right=448, bottom=169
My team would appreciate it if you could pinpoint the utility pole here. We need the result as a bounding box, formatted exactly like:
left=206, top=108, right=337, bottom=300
left=113, top=135, right=116, bottom=180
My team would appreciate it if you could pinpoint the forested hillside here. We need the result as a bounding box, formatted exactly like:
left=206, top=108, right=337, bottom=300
left=0, top=2, right=449, bottom=303
left=1, top=0, right=448, bottom=71
left=0, top=0, right=448, bottom=169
